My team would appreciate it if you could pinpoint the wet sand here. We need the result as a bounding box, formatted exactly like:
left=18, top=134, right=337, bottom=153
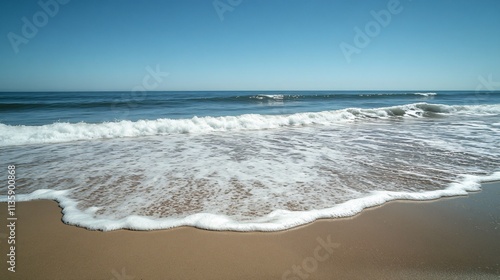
left=1, top=182, right=499, bottom=279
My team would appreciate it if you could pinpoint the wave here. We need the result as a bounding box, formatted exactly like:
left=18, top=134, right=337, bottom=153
left=414, top=92, right=437, bottom=97
left=1, top=102, right=499, bottom=146
left=1, top=92, right=440, bottom=111
left=238, top=92, right=438, bottom=102
left=191, top=92, right=437, bottom=100
left=250, top=94, right=285, bottom=100
left=0, top=101, right=120, bottom=110
left=4, top=172, right=500, bottom=231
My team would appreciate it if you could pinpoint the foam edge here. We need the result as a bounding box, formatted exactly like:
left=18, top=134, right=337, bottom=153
left=1, top=172, right=499, bottom=232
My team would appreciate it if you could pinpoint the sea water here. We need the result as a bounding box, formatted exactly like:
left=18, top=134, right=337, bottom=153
left=1, top=91, right=499, bottom=231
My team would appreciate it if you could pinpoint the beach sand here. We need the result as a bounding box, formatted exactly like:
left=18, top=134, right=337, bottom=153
left=1, top=182, right=499, bottom=280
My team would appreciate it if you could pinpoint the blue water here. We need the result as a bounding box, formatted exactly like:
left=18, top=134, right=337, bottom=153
left=0, top=91, right=497, bottom=125
left=0, top=90, right=499, bottom=231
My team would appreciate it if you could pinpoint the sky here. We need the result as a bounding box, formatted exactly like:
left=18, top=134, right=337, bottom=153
left=0, top=0, right=499, bottom=91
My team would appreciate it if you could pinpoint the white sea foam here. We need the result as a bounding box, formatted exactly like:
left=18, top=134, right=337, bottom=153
left=414, top=92, right=437, bottom=96
left=1, top=102, right=498, bottom=232
left=252, top=94, right=285, bottom=100
left=1, top=103, right=499, bottom=146
left=5, top=172, right=500, bottom=231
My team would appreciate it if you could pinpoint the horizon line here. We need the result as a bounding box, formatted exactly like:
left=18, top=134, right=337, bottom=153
left=0, top=89, right=496, bottom=93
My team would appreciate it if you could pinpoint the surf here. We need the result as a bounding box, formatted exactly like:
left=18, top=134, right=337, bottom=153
left=1, top=102, right=499, bottom=146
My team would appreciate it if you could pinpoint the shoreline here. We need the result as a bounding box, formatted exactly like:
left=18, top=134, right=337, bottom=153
left=8, top=175, right=500, bottom=232
left=1, top=182, right=499, bottom=279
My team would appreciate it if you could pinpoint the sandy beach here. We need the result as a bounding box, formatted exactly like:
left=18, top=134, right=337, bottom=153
left=2, top=1, right=500, bottom=279
left=1, top=181, right=499, bottom=280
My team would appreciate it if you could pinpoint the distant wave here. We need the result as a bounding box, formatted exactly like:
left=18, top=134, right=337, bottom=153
left=0, top=100, right=160, bottom=110
left=241, top=92, right=438, bottom=102
left=1, top=103, right=499, bottom=146
left=0, top=92, right=440, bottom=111
left=414, top=92, right=437, bottom=97
left=250, top=94, right=285, bottom=100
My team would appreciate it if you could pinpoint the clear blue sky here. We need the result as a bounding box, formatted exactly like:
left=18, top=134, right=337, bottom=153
left=1, top=0, right=499, bottom=91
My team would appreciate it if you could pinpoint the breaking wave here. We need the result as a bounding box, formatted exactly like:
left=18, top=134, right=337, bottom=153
left=1, top=103, right=499, bottom=146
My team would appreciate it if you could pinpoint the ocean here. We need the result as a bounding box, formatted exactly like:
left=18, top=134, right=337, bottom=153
left=1, top=91, right=499, bottom=231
